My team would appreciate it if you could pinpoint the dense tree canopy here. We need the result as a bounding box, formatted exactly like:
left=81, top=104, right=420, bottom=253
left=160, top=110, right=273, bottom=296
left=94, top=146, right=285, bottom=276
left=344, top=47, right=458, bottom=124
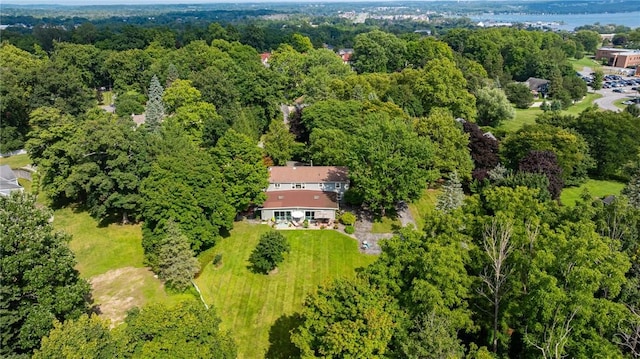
left=1, top=194, right=91, bottom=356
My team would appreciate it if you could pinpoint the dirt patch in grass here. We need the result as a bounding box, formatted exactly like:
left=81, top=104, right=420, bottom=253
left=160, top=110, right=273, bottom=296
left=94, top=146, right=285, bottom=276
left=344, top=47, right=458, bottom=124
left=90, top=266, right=165, bottom=326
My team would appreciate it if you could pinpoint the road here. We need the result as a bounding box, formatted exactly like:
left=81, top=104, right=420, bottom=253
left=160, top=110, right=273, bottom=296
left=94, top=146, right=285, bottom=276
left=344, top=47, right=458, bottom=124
left=593, top=88, right=635, bottom=112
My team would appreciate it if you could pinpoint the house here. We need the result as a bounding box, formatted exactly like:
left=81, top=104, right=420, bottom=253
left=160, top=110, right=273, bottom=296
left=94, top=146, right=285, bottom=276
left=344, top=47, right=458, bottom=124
left=0, top=165, right=24, bottom=197
left=260, top=52, right=271, bottom=67
left=524, top=77, right=550, bottom=98
left=260, top=166, right=349, bottom=223
left=596, top=47, right=640, bottom=68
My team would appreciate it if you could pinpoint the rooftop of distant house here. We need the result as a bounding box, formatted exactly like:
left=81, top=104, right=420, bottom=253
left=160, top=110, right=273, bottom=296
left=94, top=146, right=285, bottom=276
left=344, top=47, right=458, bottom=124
left=268, top=166, right=349, bottom=183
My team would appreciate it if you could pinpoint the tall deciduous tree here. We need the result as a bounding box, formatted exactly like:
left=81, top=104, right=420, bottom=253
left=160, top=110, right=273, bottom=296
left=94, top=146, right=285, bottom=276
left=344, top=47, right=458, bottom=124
left=140, top=131, right=234, bottom=268
left=348, top=116, right=436, bottom=216
left=120, top=300, right=236, bottom=358
left=291, top=278, right=400, bottom=358
left=414, top=108, right=473, bottom=180
left=162, top=79, right=201, bottom=114
left=475, top=87, right=515, bottom=127
left=213, top=129, right=268, bottom=213
left=505, top=82, right=534, bottom=109
left=1, top=194, right=91, bottom=356
left=263, top=120, right=300, bottom=166
left=518, top=150, right=564, bottom=200
left=145, top=75, right=165, bottom=133
left=462, top=121, right=500, bottom=181
left=33, top=315, right=118, bottom=359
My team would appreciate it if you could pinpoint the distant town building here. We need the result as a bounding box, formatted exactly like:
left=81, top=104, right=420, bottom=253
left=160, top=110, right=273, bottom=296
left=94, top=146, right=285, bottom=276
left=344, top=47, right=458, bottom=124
left=596, top=47, right=640, bottom=68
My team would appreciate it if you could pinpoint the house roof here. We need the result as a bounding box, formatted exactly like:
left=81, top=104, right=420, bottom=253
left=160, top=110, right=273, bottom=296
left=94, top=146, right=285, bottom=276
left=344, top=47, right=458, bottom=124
left=268, top=166, right=348, bottom=183
left=524, top=77, right=550, bottom=91
left=262, top=190, right=339, bottom=209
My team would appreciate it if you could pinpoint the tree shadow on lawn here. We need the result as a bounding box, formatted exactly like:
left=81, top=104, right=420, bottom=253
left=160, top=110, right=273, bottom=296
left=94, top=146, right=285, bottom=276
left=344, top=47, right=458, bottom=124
left=265, top=313, right=303, bottom=359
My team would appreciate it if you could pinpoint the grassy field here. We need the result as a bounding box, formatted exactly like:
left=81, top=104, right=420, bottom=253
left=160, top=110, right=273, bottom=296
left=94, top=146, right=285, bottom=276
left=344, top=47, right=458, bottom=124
left=195, top=222, right=377, bottom=358
left=408, top=188, right=441, bottom=231
left=53, top=208, right=189, bottom=324
left=499, top=93, right=602, bottom=133
left=570, top=57, right=602, bottom=72
left=560, top=179, right=625, bottom=206
left=0, top=153, right=31, bottom=168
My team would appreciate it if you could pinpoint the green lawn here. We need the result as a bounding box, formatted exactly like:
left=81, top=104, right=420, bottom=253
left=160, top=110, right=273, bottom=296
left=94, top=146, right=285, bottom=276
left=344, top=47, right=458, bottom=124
left=564, top=93, right=602, bottom=115
left=500, top=107, right=541, bottom=132
left=560, top=179, right=625, bottom=206
left=195, top=222, right=377, bottom=358
left=499, top=93, right=602, bottom=133
left=570, top=57, right=602, bottom=72
left=0, top=153, right=31, bottom=168
left=53, top=208, right=188, bottom=323
left=371, top=216, right=402, bottom=233
left=408, top=188, right=441, bottom=231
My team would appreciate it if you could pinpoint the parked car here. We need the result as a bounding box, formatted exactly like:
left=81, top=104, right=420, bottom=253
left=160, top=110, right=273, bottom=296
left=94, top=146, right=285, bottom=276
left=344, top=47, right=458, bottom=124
left=613, top=88, right=627, bottom=93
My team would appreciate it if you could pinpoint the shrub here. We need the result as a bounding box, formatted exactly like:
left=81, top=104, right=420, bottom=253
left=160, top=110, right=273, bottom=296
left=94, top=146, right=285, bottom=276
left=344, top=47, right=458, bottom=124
left=340, top=212, right=357, bottom=226
left=344, top=225, right=355, bottom=234
left=303, top=219, right=309, bottom=228
left=212, top=254, right=223, bottom=267
left=249, top=231, right=290, bottom=274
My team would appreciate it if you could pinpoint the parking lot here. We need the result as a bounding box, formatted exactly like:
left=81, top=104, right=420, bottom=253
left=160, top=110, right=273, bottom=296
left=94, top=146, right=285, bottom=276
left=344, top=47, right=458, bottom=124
left=580, top=70, right=640, bottom=111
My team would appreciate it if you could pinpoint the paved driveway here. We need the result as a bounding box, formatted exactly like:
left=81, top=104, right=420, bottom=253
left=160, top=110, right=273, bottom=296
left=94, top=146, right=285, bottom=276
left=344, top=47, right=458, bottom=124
left=593, top=88, right=635, bottom=112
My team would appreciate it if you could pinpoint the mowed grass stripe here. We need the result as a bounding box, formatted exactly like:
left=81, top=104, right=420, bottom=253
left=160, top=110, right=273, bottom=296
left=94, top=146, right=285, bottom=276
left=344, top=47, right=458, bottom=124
left=195, top=223, right=376, bottom=358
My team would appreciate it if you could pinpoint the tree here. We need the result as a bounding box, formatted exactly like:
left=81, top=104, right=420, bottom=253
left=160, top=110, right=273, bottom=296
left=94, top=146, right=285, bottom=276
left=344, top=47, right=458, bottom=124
left=141, top=132, right=234, bottom=268
left=348, top=116, right=436, bottom=216
left=115, top=90, right=145, bottom=118
left=213, top=129, right=268, bottom=213
left=592, top=70, right=604, bottom=91
left=263, top=120, right=300, bottom=166
left=571, top=109, right=640, bottom=179
left=478, top=217, right=514, bottom=353
left=248, top=231, right=290, bottom=274
left=505, top=82, right=534, bottom=109
left=291, top=278, right=400, bottom=358
left=518, top=150, right=564, bottom=200
left=574, top=30, right=601, bottom=53
left=157, top=221, right=200, bottom=291
left=462, top=121, right=500, bottom=181
left=120, top=300, right=236, bottom=358
left=436, top=172, right=465, bottom=213
left=162, top=79, right=201, bottom=114
left=145, top=75, right=165, bottom=133
left=623, top=170, right=640, bottom=209
left=399, top=311, right=466, bottom=359
left=414, top=108, right=474, bottom=180
left=475, top=87, right=516, bottom=127
left=0, top=193, right=91, bottom=356
left=33, top=315, right=119, bottom=359
left=290, top=33, right=313, bottom=53
left=501, top=124, right=594, bottom=186
left=415, top=58, right=477, bottom=120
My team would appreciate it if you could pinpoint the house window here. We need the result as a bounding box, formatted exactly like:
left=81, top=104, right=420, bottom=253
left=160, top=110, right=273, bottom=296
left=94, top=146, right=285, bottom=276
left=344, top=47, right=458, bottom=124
left=274, top=183, right=281, bottom=189
left=335, top=182, right=341, bottom=189
left=294, top=183, right=305, bottom=189
left=274, top=211, right=291, bottom=221
left=319, top=183, right=324, bottom=189
left=305, top=211, right=315, bottom=220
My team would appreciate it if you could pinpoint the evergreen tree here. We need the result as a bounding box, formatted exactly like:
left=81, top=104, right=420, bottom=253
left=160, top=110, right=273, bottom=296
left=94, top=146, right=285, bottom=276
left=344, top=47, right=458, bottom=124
left=157, top=221, right=200, bottom=291
left=145, top=75, right=165, bottom=133
left=165, top=63, right=179, bottom=88
left=249, top=231, right=290, bottom=274
left=436, top=172, right=465, bottom=213
left=622, top=170, right=640, bottom=209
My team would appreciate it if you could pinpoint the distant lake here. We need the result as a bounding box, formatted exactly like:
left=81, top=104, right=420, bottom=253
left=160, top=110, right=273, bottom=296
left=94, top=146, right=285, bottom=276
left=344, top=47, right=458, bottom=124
left=468, top=11, right=640, bottom=31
